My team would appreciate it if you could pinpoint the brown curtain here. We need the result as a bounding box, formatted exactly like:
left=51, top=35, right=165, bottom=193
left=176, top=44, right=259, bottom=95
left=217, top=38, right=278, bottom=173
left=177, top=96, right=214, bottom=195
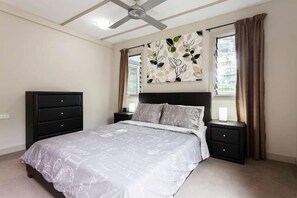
left=118, top=49, right=129, bottom=112
left=235, top=13, right=267, bottom=160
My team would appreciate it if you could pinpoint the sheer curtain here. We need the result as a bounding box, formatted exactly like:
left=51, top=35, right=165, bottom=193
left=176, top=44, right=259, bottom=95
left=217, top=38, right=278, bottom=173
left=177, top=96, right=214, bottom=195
left=118, top=49, right=129, bottom=112
left=235, top=13, right=267, bottom=159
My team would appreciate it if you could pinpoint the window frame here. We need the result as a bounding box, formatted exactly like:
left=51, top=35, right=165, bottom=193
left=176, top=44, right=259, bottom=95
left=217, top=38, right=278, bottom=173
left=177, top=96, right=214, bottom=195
left=210, top=29, right=237, bottom=98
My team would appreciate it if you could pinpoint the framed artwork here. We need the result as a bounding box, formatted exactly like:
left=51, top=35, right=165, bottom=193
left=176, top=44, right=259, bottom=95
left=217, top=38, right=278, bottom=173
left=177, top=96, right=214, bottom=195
left=147, top=31, right=203, bottom=83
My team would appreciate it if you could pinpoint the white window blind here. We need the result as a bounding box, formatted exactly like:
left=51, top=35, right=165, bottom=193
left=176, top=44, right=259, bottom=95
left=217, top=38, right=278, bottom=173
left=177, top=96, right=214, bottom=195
left=215, top=35, right=237, bottom=96
left=127, top=54, right=141, bottom=96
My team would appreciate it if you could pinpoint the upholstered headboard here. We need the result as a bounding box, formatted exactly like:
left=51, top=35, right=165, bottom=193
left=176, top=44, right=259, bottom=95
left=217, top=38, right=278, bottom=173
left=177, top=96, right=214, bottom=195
left=139, top=92, right=212, bottom=123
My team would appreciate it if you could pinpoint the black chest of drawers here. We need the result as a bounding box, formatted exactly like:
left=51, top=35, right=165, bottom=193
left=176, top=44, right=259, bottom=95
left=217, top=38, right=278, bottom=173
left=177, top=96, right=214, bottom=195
left=26, top=92, right=83, bottom=149
left=207, top=120, right=246, bottom=164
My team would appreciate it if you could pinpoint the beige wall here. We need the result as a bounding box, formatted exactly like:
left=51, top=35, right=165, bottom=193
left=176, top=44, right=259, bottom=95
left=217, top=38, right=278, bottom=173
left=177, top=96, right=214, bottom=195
left=112, top=0, right=297, bottom=163
left=263, top=0, right=297, bottom=164
left=0, top=7, right=113, bottom=154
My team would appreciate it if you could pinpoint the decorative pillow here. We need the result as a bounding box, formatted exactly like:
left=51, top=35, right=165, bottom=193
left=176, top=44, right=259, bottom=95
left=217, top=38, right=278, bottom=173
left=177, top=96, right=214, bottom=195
left=131, top=103, right=164, bottom=124
left=160, top=104, right=205, bottom=130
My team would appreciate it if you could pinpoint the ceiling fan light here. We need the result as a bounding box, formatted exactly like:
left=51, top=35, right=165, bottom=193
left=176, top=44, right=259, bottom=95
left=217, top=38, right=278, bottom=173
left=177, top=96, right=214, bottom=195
left=95, top=19, right=110, bottom=30
left=128, top=5, right=146, bottom=19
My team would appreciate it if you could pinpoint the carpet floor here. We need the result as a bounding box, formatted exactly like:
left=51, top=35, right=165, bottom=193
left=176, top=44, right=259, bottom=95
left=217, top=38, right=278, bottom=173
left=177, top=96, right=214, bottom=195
left=0, top=151, right=296, bottom=198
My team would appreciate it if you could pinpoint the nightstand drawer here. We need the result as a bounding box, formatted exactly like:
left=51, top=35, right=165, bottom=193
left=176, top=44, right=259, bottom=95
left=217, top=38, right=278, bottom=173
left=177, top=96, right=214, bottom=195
left=211, top=127, right=240, bottom=144
left=114, top=112, right=133, bottom=123
left=212, top=142, right=240, bottom=159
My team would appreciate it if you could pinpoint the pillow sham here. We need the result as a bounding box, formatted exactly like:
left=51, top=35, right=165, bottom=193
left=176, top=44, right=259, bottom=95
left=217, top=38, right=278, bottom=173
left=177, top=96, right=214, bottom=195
left=159, top=104, right=205, bottom=130
left=131, top=103, right=164, bottom=124
left=178, top=105, right=205, bottom=127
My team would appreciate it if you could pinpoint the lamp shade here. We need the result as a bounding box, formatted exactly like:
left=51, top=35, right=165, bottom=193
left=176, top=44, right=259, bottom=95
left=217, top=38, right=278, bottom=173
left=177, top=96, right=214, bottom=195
left=219, top=107, right=228, bottom=121
left=128, top=103, right=136, bottom=112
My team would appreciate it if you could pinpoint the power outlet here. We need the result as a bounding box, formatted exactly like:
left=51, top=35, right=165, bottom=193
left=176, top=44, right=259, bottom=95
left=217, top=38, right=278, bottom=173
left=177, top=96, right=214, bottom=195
left=0, top=114, right=10, bottom=120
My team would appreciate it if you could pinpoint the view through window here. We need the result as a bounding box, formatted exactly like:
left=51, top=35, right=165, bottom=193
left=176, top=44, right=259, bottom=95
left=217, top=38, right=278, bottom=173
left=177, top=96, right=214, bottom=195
left=215, top=35, right=237, bottom=96
left=128, top=54, right=141, bottom=96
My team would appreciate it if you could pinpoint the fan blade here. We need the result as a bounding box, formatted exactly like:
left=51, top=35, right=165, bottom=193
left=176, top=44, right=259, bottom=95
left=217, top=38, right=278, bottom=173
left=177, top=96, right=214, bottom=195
left=143, top=15, right=167, bottom=30
left=110, top=0, right=131, bottom=10
left=109, top=16, right=131, bottom=29
left=142, top=0, right=167, bottom=11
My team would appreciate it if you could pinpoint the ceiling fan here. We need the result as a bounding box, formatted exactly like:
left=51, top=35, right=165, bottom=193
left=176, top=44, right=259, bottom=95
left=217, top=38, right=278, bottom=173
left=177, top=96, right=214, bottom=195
left=109, top=0, right=167, bottom=30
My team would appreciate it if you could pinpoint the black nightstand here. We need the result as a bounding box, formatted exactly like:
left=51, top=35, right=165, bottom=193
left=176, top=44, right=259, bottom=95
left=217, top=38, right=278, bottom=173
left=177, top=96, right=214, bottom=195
left=114, top=112, right=134, bottom=123
left=207, top=120, right=246, bottom=164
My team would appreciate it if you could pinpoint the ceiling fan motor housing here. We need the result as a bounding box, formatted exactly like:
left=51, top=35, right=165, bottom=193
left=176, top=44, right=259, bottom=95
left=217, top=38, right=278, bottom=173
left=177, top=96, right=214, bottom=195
left=110, top=0, right=167, bottom=30
left=128, top=5, right=146, bottom=19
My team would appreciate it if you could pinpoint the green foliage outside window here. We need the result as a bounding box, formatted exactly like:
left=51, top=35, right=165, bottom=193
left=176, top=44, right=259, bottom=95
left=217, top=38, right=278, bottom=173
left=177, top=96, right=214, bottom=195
left=215, top=35, right=237, bottom=95
left=127, top=55, right=141, bottom=95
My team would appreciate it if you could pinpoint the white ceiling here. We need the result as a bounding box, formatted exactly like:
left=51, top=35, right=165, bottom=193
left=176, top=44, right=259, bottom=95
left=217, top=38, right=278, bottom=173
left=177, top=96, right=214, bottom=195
left=0, top=0, right=270, bottom=44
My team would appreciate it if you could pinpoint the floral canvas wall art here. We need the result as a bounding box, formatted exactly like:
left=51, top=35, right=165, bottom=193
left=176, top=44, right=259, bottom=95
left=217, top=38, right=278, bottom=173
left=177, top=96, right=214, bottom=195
left=147, top=31, right=203, bottom=83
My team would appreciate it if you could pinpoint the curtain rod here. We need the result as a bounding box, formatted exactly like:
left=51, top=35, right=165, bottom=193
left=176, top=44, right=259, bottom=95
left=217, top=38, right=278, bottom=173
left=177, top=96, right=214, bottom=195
left=205, top=22, right=235, bottom=32
left=127, top=44, right=145, bottom=50
left=124, top=23, right=234, bottom=50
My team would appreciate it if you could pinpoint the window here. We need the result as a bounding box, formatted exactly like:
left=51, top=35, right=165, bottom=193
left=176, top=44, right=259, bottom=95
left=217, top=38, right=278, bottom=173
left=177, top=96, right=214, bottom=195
left=127, top=54, right=141, bottom=96
left=215, top=35, right=237, bottom=96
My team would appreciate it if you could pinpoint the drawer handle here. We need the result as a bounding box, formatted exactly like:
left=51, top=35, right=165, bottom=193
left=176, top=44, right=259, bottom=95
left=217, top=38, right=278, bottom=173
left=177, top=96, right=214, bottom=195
left=61, top=112, right=64, bottom=115
left=61, top=124, right=64, bottom=127
left=222, top=148, right=226, bottom=152
left=223, top=134, right=227, bottom=138
left=60, top=99, right=64, bottom=103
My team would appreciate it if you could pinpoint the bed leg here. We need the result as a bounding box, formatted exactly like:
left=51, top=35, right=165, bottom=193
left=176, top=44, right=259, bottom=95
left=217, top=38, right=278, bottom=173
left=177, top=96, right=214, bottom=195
left=26, top=165, right=33, bottom=178
left=27, top=172, right=33, bottom=178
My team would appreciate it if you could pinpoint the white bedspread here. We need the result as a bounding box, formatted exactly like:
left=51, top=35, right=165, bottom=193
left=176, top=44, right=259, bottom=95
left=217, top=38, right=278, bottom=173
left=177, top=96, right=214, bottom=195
left=21, top=121, right=209, bottom=198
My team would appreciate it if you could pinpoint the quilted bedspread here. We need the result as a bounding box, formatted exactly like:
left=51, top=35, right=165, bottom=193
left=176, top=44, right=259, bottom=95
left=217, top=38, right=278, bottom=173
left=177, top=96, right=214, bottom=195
left=21, top=121, right=209, bottom=198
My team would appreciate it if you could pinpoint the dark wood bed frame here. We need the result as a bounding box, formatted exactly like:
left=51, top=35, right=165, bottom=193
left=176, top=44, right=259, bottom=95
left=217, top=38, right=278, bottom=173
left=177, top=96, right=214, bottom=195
left=26, top=92, right=212, bottom=197
left=139, top=92, right=211, bottom=123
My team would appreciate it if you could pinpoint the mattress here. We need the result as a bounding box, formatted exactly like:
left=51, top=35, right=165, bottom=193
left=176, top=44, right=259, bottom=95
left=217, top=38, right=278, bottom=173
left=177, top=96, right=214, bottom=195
left=21, top=120, right=209, bottom=198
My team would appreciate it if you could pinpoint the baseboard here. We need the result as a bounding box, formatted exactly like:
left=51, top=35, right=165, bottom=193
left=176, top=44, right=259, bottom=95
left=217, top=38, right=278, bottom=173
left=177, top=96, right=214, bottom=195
left=266, top=153, right=297, bottom=165
left=0, top=145, right=25, bottom=156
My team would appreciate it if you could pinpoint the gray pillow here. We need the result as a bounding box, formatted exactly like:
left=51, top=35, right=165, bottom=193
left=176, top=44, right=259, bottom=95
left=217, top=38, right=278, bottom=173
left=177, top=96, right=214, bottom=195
left=160, top=104, right=204, bottom=130
left=131, top=103, right=164, bottom=123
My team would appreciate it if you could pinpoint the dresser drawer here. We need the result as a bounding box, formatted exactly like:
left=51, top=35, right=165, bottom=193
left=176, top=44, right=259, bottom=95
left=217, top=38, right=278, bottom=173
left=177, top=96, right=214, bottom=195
left=211, top=127, right=240, bottom=144
left=38, top=118, right=82, bottom=136
left=38, top=95, right=82, bottom=108
left=38, top=107, right=82, bottom=122
left=212, top=142, right=240, bottom=159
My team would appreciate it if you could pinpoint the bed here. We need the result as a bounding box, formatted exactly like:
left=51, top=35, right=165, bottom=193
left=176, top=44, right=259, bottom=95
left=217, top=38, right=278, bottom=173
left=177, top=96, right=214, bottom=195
left=21, top=92, right=212, bottom=198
